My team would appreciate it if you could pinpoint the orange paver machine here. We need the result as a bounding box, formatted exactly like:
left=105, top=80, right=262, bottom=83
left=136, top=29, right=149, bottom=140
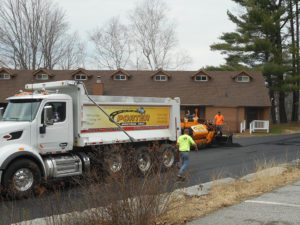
left=181, top=109, right=233, bottom=149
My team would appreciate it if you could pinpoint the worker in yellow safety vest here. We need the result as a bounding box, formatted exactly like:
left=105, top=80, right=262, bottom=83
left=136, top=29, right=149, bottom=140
left=176, top=129, right=198, bottom=179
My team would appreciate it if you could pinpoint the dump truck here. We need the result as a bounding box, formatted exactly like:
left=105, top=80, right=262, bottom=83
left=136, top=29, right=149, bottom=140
left=0, top=80, right=181, bottom=198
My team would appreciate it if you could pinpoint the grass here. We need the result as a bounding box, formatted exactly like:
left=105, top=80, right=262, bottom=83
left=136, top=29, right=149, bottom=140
left=269, top=122, right=300, bottom=134
left=235, top=122, right=300, bottom=137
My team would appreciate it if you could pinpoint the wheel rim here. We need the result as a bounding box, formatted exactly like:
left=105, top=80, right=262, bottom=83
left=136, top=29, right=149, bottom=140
left=13, top=168, right=34, bottom=192
left=162, top=148, right=174, bottom=168
left=137, top=153, right=151, bottom=172
left=108, top=154, right=122, bottom=173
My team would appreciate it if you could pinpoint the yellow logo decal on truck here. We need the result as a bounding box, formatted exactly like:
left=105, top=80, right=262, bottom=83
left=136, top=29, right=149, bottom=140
left=81, top=105, right=170, bottom=133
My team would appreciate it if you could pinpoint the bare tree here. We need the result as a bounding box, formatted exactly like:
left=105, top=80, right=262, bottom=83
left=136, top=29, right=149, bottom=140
left=171, top=49, right=193, bottom=70
left=129, top=0, right=177, bottom=70
left=57, top=33, right=87, bottom=70
left=0, top=0, right=77, bottom=70
left=0, top=0, right=42, bottom=69
left=127, top=43, right=149, bottom=70
left=39, top=3, right=68, bottom=69
left=90, top=17, right=132, bottom=70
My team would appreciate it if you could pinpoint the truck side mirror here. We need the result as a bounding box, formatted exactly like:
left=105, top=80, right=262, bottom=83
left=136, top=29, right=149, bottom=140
left=0, top=107, right=4, bottom=120
left=44, top=105, right=54, bottom=126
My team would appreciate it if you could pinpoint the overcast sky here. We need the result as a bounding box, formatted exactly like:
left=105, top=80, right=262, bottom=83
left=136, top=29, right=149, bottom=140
left=56, top=0, right=238, bottom=70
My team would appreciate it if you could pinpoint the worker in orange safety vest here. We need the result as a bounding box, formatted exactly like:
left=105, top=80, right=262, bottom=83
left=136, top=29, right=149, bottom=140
left=214, top=111, right=224, bottom=135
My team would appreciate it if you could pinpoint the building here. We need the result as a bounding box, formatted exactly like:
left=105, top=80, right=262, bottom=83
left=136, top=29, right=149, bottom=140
left=0, top=67, right=271, bottom=132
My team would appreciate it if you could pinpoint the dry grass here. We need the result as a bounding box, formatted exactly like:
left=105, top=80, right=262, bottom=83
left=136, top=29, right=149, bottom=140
left=156, top=164, right=300, bottom=225
left=39, top=165, right=179, bottom=225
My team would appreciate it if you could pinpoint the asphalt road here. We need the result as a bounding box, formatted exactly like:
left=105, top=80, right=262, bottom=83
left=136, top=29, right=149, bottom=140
left=187, top=133, right=300, bottom=186
left=2, top=133, right=300, bottom=224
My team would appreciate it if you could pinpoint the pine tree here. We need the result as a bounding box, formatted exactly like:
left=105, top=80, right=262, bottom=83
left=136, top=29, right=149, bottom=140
left=210, top=0, right=299, bottom=123
left=289, top=0, right=300, bottom=121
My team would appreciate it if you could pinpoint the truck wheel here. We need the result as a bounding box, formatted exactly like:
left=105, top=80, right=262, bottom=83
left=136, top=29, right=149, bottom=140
left=136, top=146, right=152, bottom=175
left=3, top=159, right=41, bottom=199
left=104, top=149, right=123, bottom=176
left=160, top=144, right=176, bottom=170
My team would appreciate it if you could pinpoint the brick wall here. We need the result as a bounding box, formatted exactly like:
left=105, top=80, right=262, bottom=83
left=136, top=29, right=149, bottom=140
left=205, top=106, right=246, bottom=133
left=259, top=107, right=271, bottom=121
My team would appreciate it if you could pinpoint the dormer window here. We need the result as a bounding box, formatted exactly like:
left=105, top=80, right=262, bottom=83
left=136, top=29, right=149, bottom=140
left=155, top=75, right=167, bottom=81
left=75, top=74, right=87, bottom=80
left=33, top=68, right=54, bottom=80
left=114, top=74, right=127, bottom=80
left=0, top=73, right=10, bottom=79
left=236, top=75, right=249, bottom=82
left=232, top=71, right=252, bottom=83
left=195, top=75, right=208, bottom=82
left=192, top=69, right=211, bottom=82
left=36, top=74, right=48, bottom=80
left=111, top=69, right=131, bottom=81
left=72, top=68, right=92, bottom=81
left=151, top=69, right=171, bottom=81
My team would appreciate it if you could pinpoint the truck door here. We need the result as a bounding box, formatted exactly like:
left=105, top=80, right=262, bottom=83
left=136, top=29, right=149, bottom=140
left=38, top=101, right=72, bottom=153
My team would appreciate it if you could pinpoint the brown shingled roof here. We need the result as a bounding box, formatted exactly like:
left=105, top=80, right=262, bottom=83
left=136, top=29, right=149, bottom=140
left=0, top=69, right=271, bottom=107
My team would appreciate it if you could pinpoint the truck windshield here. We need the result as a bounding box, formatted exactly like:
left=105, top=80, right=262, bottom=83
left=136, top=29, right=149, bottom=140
left=3, top=99, right=41, bottom=121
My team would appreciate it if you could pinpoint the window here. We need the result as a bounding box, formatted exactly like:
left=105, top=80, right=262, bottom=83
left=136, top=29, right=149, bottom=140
left=3, top=99, right=41, bottom=121
left=114, top=74, right=127, bottom=80
left=36, top=74, right=48, bottom=80
left=0, top=73, right=10, bottom=79
left=236, top=75, right=249, bottom=82
left=195, top=75, right=208, bottom=81
left=42, top=102, right=66, bottom=123
left=155, top=75, right=167, bottom=81
left=75, top=74, right=87, bottom=80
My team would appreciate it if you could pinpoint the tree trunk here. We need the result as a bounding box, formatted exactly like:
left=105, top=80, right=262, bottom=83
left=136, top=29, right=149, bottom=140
left=279, top=91, right=287, bottom=122
left=274, top=14, right=287, bottom=123
left=270, top=90, right=277, bottom=123
left=290, top=0, right=299, bottom=121
left=296, top=0, right=300, bottom=121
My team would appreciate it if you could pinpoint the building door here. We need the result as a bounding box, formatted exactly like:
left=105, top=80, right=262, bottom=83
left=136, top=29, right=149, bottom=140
left=246, top=107, right=258, bottom=128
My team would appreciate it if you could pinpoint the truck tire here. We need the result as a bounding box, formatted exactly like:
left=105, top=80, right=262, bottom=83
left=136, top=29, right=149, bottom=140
left=104, top=149, right=123, bottom=176
left=160, top=144, right=176, bottom=170
left=136, top=146, right=152, bottom=176
left=2, top=159, right=41, bottom=199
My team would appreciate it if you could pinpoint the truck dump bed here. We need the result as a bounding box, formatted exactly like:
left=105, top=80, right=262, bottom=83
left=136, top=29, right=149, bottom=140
left=79, top=95, right=181, bottom=146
